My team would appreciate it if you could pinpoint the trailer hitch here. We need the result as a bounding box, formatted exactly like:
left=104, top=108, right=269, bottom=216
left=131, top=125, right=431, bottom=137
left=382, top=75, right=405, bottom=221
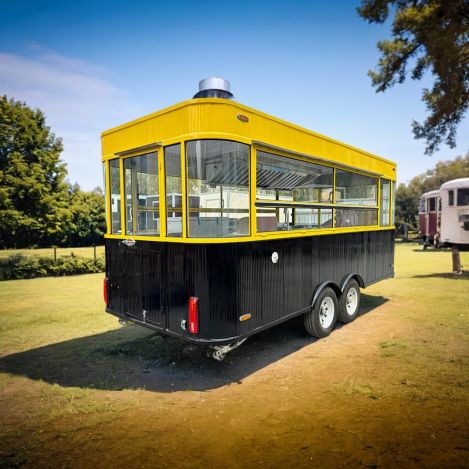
left=210, top=339, right=247, bottom=361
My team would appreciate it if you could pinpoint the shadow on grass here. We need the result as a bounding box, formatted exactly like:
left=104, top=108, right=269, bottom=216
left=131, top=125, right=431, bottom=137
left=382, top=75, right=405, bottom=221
left=413, top=271, right=469, bottom=280
left=0, top=294, right=388, bottom=393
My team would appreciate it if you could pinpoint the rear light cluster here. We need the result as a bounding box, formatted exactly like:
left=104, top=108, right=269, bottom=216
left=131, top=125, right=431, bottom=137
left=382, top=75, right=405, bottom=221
left=188, top=296, right=199, bottom=334
left=103, top=277, right=109, bottom=306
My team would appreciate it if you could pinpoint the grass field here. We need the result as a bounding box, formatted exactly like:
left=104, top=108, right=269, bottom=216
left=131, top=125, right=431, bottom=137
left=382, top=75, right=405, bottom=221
left=0, top=243, right=468, bottom=468
left=0, top=245, right=105, bottom=259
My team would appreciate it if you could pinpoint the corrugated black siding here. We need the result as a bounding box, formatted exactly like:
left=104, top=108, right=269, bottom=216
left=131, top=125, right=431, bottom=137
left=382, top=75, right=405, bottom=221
left=105, top=230, right=394, bottom=344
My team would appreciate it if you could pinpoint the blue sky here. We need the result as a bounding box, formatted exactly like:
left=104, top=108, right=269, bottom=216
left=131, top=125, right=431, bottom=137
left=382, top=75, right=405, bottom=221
left=1, top=0, right=467, bottom=190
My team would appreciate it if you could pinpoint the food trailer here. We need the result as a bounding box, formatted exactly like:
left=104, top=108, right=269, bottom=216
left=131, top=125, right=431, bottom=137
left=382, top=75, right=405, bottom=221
left=101, top=78, right=396, bottom=360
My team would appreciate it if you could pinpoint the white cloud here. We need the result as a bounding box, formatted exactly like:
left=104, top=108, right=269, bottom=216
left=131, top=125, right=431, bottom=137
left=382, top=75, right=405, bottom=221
left=0, top=50, right=143, bottom=190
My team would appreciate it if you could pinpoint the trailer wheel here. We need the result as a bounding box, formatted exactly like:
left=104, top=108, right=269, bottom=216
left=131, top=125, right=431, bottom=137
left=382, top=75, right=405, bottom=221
left=304, top=287, right=338, bottom=338
left=338, top=279, right=361, bottom=323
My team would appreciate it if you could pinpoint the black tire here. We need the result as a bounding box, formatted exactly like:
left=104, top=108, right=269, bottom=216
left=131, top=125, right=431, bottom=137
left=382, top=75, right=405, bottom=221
left=304, top=287, right=338, bottom=338
left=338, top=279, right=361, bottom=324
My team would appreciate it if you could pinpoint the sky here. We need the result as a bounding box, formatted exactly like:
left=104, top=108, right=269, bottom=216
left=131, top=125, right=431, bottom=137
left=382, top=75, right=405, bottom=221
left=0, top=0, right=467, bottom=191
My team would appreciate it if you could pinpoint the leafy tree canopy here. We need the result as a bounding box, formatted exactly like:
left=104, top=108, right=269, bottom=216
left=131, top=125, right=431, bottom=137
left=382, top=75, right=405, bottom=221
left=395, top=152, right=469, bottom=227
left=358, top=0, right=469, bottom=154
left=0, top=96, right=71, bottom=247
left=64, top=184, right=106, bottom=247
left=0, top=96, right=106, bottom=248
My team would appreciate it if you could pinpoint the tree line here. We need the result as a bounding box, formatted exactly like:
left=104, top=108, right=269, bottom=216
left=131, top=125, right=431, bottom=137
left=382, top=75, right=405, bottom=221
left=0, top=96, right=105, bottom=248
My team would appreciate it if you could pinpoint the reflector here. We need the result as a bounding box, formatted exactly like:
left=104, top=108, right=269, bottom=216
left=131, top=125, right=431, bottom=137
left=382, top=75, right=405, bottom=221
left=103, top=278, right=109, bottom=305
left=188, top=297, right=199, bottom=334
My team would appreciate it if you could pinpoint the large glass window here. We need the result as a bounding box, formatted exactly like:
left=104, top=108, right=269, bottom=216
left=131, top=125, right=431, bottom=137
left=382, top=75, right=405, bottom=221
left=124, top=152, right=159, bottom=236
left=335, top=208, right=377, bottom=227
left=335, top=170, right=377, bottom=206
left=165, top=144, right=182, bottom=237
left=256, top=152, right=334, bottom=203
left=255, top=151, right=333, bottom=232
left=457, top=188, right=469, bottom=206
left=187, top=140, right=249, bottom=238
left=109, top=159, right=122, bottom=234
left=380, top=179, right=391, bottom=226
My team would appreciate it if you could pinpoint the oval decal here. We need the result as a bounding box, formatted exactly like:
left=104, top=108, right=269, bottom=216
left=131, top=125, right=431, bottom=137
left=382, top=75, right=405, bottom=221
left=237, top=114, right=249, bottom=123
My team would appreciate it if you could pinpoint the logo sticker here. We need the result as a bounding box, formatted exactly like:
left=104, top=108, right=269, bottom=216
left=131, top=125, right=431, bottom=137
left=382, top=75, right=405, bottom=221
left=271, top=252, right=279, bottom=264
left=122, top=239, right=136, bottom=247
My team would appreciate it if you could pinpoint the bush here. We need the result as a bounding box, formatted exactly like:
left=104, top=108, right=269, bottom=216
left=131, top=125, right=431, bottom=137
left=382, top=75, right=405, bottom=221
left=0, top=254, right=105, bottom=280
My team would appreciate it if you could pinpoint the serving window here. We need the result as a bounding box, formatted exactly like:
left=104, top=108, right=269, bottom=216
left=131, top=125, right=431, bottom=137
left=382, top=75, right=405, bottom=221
left=124, top=152, right=160, bottom=236
left=186, top=140, right=250, bottom=238
left=255, top=152, right=381, bottom=231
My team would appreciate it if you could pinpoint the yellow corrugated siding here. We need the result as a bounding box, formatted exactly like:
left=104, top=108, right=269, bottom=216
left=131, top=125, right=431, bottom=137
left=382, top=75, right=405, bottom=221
left=102, top=99, right=396, bottom=179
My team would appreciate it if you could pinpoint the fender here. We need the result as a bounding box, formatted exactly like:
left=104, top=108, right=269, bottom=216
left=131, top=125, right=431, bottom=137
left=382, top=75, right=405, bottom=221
left=311, top=281, right=341, bottom=308
left=339, top=273, right=365, bottom=291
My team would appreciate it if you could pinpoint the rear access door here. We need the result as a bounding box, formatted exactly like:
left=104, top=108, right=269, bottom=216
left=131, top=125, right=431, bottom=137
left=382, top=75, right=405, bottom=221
left=119, top=247, right=165, bottom=329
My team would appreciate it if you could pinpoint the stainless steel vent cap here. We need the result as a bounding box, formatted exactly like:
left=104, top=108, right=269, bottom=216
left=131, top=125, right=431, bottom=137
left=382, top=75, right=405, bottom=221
left=199, top=77, right=231, bottom=92
left=193, top=77, right=234, bottom=99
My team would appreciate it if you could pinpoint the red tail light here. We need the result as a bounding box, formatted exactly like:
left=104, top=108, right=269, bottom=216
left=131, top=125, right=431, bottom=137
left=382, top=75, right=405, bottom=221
left=103, top=277, right=109, bottom=305
left=188, top=297, right=199, bottom=334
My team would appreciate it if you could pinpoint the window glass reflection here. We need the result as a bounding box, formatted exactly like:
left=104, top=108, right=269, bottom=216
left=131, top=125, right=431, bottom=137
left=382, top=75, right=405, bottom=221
left=187, top=140, right=249, bottom=238
left=165, top=144, right=182, bottom=237
left=335, top=170, right=377, bottom=206
left=124, top=152, right=159, bottom=236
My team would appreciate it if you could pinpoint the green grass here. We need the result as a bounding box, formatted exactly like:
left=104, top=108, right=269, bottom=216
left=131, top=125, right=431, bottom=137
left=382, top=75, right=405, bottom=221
left=0, top=242, right=468, bottom=468
left=0, top=246, right=105, bottom=259
left=0, top=274, right=115, bottom=355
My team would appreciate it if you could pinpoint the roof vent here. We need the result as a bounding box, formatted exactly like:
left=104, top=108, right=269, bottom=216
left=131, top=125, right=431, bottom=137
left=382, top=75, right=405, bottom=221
left=193, top=77, right=233, bottom=99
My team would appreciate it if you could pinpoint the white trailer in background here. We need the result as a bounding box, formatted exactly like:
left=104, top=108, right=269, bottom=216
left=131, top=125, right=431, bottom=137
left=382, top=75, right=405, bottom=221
left=439, top=178, right=469, bottom=250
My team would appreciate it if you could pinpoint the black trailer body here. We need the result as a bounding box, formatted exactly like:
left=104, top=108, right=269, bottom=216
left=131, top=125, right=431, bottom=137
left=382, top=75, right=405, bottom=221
left=105, top=230, right=394, bottom=346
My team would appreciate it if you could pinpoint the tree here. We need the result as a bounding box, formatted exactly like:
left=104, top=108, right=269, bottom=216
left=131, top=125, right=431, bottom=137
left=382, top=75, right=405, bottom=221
left=395, top=183, right=419, bottom=228
left=0, top=96, right=71, bottom=248
left=358, top=0, right=469, bottom=154
left=63, top=185, right=106, bottom=247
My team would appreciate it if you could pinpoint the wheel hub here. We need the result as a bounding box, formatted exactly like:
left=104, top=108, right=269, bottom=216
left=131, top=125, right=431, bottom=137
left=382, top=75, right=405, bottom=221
left=345, top=287, right=358, bottom=315
left=319, top=297, right=334, bottom=328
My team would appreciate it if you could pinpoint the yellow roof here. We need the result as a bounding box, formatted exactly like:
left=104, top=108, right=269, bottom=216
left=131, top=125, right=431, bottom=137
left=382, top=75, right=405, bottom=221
left=102, top=98, right=396, bottom=180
